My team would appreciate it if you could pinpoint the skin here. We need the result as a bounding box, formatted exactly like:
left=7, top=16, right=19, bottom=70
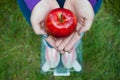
left=56, top=0, right=94, bottom=53
left=31, top=0, right=59, bottom=35
left=31, top=0, right=59, bottom=47
left=30, top=0, right=94, bottom=54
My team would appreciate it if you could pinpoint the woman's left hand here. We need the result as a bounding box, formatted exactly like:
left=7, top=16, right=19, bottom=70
left=55, top=0, right=94, bottom=53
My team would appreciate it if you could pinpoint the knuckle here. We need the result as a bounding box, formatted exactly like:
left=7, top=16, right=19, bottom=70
left=64, top=48, right=69, bottom=52
left=58, top=46, right=63, bottom=51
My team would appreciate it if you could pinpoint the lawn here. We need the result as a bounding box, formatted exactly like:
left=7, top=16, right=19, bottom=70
left=0, top=0, right=120, bottom=80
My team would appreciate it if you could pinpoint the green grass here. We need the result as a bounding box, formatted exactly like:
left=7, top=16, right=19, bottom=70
left=0, top=0, right=120, bottom=80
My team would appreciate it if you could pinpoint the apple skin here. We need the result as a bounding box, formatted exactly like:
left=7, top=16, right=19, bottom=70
left=45, top=8, right=77, bottom=38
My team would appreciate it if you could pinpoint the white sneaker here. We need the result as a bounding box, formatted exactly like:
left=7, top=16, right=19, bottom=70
left=42, top=46, right=60, bottom=72
left=62, top=49, right=82, bottom=72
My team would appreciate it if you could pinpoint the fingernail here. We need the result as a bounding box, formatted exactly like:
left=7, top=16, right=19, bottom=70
left=64, top=50, right=71, bottom=54
left=55, top=40, right=62, bottom=47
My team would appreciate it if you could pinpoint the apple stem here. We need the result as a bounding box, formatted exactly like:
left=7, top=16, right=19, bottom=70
left=60, top=14, right=63, bottom=22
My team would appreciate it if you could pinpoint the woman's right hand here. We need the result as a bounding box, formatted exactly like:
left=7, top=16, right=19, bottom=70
left=30, top=0, right=59, bottom=47
left=31, top=0, right=59, bottom=35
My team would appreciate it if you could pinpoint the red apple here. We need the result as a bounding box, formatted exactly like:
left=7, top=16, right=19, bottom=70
left=45, top=8, right=77, bottom=38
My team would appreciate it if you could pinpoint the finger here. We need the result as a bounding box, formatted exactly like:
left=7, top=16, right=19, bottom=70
left=79, top=18, right=93, bottom=34
left=40, top=21, right=48, bottom=35
left=57, top=33, right=74, bottom=51
left=55, top=38, right=63, bottom=47
left=41, top=21, right=45, bottom=29
left=64, top=32, right=82, bottom=51
left=76, top=22, right=83, bottom=32
left=76, top=17, right=85, bottom=31
left=68, top=48, right=74, bottom=53
left=45, top=35, right=56, bottom=48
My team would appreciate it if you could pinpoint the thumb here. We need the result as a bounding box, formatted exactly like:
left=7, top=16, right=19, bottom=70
left=79, top=18, right=93, bottom=34
left=31, top=19, right=47, bottom=35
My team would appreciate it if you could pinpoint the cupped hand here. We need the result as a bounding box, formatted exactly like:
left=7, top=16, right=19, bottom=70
left=55, top=0, right=94, bottom=53
left=65, top=0, right=95, bottom=33
left=31, top=0, right=59, bottom=47
left=31, top=0, right=59, bottom=35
